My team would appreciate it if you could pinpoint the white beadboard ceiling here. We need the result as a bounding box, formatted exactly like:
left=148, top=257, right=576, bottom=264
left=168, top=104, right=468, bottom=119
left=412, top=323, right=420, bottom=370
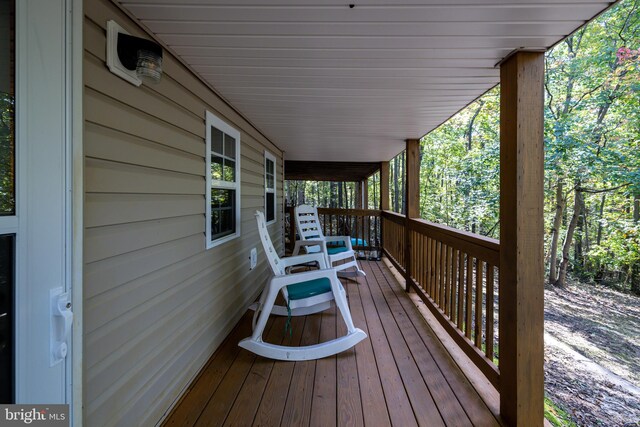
left=118, top=0, right=614, bottom=162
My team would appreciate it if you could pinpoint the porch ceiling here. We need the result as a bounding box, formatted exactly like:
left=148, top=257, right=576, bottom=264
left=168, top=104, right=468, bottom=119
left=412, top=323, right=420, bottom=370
left=118, top=0, right=614, bottom=162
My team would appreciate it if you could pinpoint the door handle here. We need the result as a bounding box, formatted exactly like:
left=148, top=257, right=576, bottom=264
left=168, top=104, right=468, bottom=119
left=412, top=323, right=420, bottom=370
left=50, top=287, right=73, bottom=366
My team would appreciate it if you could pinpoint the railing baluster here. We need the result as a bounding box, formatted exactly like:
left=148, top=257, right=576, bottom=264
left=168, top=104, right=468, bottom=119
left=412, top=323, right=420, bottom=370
left=465, top=256, right=473, bottom=339
left=457, top=252, right=465, bottom=328
left=440, top=244, right=447, bottom=307
left=443, top=246, right=449, bottom=315
left=447, top=248, right=453, bottom=316
left=485, top=264, right=495, bottom=361
left=420, top=233, right=425, bottom=288
left=474, top=260, right=484, bottom=348
left=431, top=238, right=437, bottom=297
left=451, top=249, right=459, bottom=322
left=435, top=241, right=441, bottom=304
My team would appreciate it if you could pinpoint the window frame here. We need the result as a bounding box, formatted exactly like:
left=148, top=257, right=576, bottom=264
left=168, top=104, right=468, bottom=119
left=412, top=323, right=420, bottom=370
left=205, top=110, right=241, bottom=249
left=264, top=151, right=276, bottom=225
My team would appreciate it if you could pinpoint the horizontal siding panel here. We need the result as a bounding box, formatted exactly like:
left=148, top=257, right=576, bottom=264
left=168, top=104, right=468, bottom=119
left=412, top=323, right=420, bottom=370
left=87, top=273, right=264, bottom=423
left=84, top=234, right=204, bottom=299
left=85, top=193, right=204, bottom=227
left=84, top=250, right=221, bottom=333
left=83, top=20, right=209, bottom=121
left=85, top=88, right=204, bottom=156
left=85, top=158, right=203, bottom=194
left=84, top=215, right=204, bottom=263
left=85, top=257, right=264, bottom=377
left=85, top=122, right=203, bottom=175
left=85, top=53, right=204, bottom=138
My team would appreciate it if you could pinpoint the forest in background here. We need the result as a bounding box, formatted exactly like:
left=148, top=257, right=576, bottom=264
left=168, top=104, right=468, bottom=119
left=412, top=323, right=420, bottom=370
left=286, top=0, right=639, bottom=293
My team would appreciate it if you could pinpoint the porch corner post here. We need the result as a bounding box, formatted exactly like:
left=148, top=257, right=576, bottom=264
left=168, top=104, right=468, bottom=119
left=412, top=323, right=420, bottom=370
left=380, top=161, right=390, bottom=255
left=380, top=161, right=390, bottom=211
left=405, top=139, right=420, bottom=291
left=499, top=51, right=545, bottom=427
left=362, top=179, right=368, bottom=209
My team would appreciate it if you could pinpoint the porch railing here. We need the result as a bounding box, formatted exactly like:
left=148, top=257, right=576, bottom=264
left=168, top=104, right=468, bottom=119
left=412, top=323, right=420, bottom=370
left=285, top=206, right=500, bottom=388
left=381, top=211, right=500, bottom=388
left=285, top=206, right=381, bottom=255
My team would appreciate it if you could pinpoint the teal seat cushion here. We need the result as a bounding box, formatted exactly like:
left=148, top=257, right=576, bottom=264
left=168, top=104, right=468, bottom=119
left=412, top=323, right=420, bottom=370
left=286, top=277, right=332, bottom=300
left=327, top=246, right=350, bottom=255
left=351, top=238, right=368, bottom=247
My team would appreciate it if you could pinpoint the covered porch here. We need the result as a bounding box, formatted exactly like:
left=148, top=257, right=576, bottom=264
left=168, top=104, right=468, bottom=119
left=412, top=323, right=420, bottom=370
left=164, top=259, right=500, bottom=426
left=76, top=1, right=619, bottom=425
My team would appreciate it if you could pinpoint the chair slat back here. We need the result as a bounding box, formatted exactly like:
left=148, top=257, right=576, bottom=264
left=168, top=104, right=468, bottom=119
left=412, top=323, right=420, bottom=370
left=294, top=204, right=325, bottom=254
left=255, top=210, right=285, bottom=276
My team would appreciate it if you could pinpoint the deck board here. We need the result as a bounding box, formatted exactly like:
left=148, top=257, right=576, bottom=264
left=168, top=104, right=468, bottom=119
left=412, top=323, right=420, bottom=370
left=164, top=260, right=500, bottom=427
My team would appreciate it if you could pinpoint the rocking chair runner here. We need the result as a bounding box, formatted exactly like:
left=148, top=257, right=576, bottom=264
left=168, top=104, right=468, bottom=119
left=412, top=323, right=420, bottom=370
left=238, top=211, right=367, bottom=361
left=293, top=204, right=366, bottom=277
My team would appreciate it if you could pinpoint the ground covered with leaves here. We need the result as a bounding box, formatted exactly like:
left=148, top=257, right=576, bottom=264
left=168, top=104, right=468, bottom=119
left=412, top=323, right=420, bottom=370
left=545, top=282, right=640, bottom=426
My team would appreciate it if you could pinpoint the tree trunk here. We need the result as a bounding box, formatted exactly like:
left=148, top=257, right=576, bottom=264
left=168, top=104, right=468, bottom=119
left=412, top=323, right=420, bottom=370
left=555, top=187, right=583, bottom=287
left=465, top=100, right=484, bottom=150
left=596, top=194, right=606, bottom=246
left=575, top=192, right=586, bottom=270
left=549, top=180, right=565, bottom=283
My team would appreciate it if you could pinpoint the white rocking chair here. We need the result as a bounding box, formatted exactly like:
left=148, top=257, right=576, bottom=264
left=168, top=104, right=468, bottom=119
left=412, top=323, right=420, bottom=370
left=293, top=204, right=366, bottom=278
left=238, top=211, right=367, bottom=361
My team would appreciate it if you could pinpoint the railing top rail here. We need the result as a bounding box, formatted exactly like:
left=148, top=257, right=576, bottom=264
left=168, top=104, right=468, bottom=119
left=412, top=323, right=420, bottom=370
left=409, top=218, right=499, bottom=252
left=317, top=208, right=381, bottom=216
left=381, top=210, right=406, bottom=223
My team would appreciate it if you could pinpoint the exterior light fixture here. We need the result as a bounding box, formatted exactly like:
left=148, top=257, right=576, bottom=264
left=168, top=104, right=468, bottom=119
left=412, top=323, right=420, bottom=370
left=106, top=20, right=163, bottom=87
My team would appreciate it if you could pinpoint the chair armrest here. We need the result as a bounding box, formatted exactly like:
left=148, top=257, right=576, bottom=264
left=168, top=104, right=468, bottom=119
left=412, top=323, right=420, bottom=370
left=324, top=235, right=353, bottom=250
left=271, top=267, right=338, bottom=290
left=280, top=252, right=328, bottom=269
left=292, top=239, right=327, bottom=256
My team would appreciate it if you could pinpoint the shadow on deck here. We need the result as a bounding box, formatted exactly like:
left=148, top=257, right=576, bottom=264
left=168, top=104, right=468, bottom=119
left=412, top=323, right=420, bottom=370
left=163, top=260, right=501, bottom=426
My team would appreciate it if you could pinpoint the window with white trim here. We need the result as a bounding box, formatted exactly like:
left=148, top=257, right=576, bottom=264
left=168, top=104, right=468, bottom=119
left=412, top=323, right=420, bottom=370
left=206, top=111, right=241, bottom=248
left=264, top=151, right=276, bottom=224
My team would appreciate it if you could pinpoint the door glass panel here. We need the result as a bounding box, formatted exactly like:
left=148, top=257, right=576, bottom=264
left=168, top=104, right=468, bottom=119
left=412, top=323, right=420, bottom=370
left=0, top=234, right=14, bottom=403
left=0, top=0, right=15, bottom=215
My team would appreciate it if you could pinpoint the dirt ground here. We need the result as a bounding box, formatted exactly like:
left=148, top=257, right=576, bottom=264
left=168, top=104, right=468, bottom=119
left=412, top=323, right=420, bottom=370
left=545, top=281, right=640, bottom=426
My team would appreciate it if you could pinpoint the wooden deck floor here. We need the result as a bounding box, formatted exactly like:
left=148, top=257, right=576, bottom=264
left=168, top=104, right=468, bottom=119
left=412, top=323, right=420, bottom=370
left=163, top=260, right=501, bottom=427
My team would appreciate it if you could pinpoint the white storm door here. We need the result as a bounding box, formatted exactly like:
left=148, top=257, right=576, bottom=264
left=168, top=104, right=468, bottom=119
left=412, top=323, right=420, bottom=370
left=0, top=0, right=73, bottom=404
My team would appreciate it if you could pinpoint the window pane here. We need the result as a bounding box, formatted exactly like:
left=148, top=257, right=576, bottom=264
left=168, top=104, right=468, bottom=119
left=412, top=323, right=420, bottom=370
left=211, top=126, right=223, bottom=155
left=224, top=134, right=235, bottom=159
left=266, top=192, right=275, bottom=222
left=223, top=159, right=235, bottom=182
left=211, top=189, right=236, bottom=240
left=211, top=155, right=223, bottom=181
left=267, top=159, right=274, bottom=175
left=0, top=233, right=14, bottom=403
left=0, top=0, right=15, bottom=216
left=267, top=176, right=274, bottom=189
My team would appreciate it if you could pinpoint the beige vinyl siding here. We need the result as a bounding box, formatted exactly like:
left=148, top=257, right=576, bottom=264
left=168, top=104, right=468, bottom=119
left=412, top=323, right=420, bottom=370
left=83, top=0, right=284, bottom=425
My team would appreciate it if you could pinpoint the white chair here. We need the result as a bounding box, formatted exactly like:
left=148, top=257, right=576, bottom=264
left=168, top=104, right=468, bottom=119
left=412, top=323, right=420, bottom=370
left=238, top=211, right=367, bottom=361
left=293, top=204, right=366, bottom=278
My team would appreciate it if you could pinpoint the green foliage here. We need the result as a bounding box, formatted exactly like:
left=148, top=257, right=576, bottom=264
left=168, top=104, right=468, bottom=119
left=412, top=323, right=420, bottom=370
left=419, top=87, right=500, bottom=237
left=545, top=396, right=578, bottom=427
left=416, top=0, right=640, bottom=289
left=285, top=180, right=358, bottom=209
